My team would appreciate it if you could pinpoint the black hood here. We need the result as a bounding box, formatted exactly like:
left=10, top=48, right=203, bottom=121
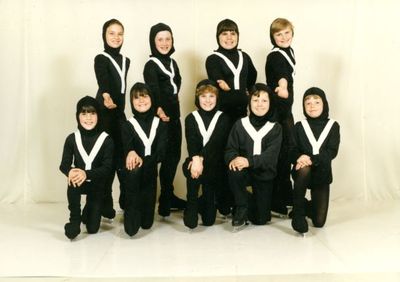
left=216, top=19, right=239, bottom=51
left=248, top=83, right=277, bottom=128
left=76, top=96, right=102, bottom=135
left=129, top=82, right=155, bottom=120
left=102, top=19, right=123, bottom=57
left=303, top=87, right=329, bottom=120
left=149, top=23, right=175, bottom=58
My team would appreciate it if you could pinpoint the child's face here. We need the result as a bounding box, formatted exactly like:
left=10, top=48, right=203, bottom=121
left=273, top=27, right=293, bottom=48
left=133, top=94, right=152, bottom=113
left=304, top=96, right=323, bottom=118
left=155, top=31, right=173, bottom=55
left=198, top=91, right=217, bottom=112
left=218, top=31, right=238, bottom=50
left=250, top=91, right=270, bottom=117
left=79, top=112, right=98, bottom=130
left=105, top=23, right=124, bottom=49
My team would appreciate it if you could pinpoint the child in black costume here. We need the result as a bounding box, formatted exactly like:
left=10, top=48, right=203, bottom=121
left=206, top=19, right=257, bottom=214
left=290, top=87, right=340, bottom=234
left=94, top=19, right=130, bottom=218
left=121, top=83, right=167, bottom=236
left=265, top=18, right=296, bottom=216
left=182, top=79, right=231, bottom=229
left=143, top=23, right=186, bottom=216
left=225, top=84, right=282, bottom=228
left=60, top=96, right=114, bottom=240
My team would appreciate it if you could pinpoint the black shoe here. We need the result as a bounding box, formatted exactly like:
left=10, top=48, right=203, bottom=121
left=64, top=221, right=81, bottom=240
left=232, top=206, right=247, bottom=227
left=170, top=194, right=186, bottom=210
left=183, top=207, right=198, bottom=229
left=271, top=204, right=288, bottom=217
left=291, top=216, right=308, bottom=234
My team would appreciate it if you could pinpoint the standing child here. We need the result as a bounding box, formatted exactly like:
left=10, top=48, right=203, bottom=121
left=182, top=79, right=231, bottom=229
left=94, top=19, right=130, bottom=218
left=121, top=83, right=167, bottom=236
left=265, top=18, right=296, bottom=216
left=225, top=84, right=282, bottom=229
left=205, top=18, right=257, bottom=215
left=60, top=96, right=114, bottom=240
left=290, top=87, right=340, bottom=234
left=143, top=23, right=186, bottom=217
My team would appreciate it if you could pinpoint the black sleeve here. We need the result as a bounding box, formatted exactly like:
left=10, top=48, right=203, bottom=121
left=185, top=114, right=203, bottom=158
left=155, top=121, right=168, bottom=163
left=265, top=52, right=292, bottom=84
left=206, top=54, right=225, bottom=82
left=59, top=134, right=75, bottom=177
left=85, top=136, right=114, bottom=181
left=143, top=61, right=162, bottom=109
left=245, top=53, right=257, bottom=90
left=311, top=122, right=340, bottom=167
left=289, top=122, right=304, bottom=164
left=94, top=55, right=111, bottom=96
left=224, top=121, right=241, bottom=165
left=121, top=121, right=136, bottom=157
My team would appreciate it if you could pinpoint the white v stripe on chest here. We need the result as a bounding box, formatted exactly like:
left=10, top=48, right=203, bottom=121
left=74, top=131, right=108, bottom=170
left=301, top=119, right=335, bottom=155
left=149, top=57, right=178, bottom=94
left=192, top=110, right=222, bottom=146
left=271, top=47, right=296, bottom=79
left=213, top=51, right=243, bottom=90
left=241, top=117, right=275, bottom=155
left=128, top=116, right=160, bottom=156
left=101, top=52, right=127, bottom=94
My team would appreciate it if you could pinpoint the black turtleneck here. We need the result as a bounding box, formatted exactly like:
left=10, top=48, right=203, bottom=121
left=205, top=47, right=257, bottom=121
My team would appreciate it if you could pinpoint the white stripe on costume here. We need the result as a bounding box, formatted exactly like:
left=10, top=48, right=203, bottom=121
left=192, top=110, right=223, bottom=146
left=241, top=117, right=275, bottom=155
left=74, top=131, right=108, bottom=170
left=300, top=119, right=335, bottom=155
left=128, top=116, right=160, bottom=156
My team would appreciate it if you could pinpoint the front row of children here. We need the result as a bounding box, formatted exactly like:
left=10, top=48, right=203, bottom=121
left=60, top=81, right=340, bottom=239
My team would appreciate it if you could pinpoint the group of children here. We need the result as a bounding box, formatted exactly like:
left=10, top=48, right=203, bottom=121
left=59, top=17, right=340, bottom=240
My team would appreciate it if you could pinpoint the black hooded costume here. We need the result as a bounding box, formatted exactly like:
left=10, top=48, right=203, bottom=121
left=290, top=87, right=340, bottom=233
left=225, top=84, right=282, bottom=226
left=94, top=19, right=131, bottom=217
left=121, top=82, right=167, bottom=236
left=143, top=23, right=185, bottom=216
left=182, top=79, right=231, bottom=229
left=205, top=19, right=257, bottom=122
left=59, top=96, right=114, bottom=239
left=265, top=24, right=296, bottom=215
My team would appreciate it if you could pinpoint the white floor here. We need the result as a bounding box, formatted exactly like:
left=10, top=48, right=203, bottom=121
left=0, top=200, right=399, bottom=281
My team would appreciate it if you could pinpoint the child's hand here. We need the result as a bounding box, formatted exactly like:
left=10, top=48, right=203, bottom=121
left=295, top=154, right=312, bottom=170
left=126, top=151, right=143, bottom=170
left=68, top=168, right=87, bottom=187
left=228, top=156, right=249, bottom=171
left=189, top=156, right=203, bottom=179
left=275, top=78, right=289, bottom=98
left=217, top=80, right=231, bottom=91
left=157, top=107, right=170, bottom=122
left=103, top=93, right=117, bottom=109
left=275, top=86, right=289, bottom=99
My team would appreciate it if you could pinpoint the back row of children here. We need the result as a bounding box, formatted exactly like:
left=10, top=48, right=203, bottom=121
left=60, top=17, right=340, bottom=239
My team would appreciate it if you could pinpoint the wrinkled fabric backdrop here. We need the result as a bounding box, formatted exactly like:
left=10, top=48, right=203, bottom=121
left=1, top=0, right=398, bottom=203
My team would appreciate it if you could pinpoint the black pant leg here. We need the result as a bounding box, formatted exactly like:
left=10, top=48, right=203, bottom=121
left=228, top=169, right=249, bottom=208
left=159, top=119, right=182, bottom=208
left=292, top=166, right=312, bottom=217
left=310, top=184, right=330, bottom=228
left=141, top=163, right=158, bottom=230
left=85, top=182, right=104, bottom=234
left=183, top=175, right=200, bottom=229
left=67, top=185, right=82, bottom=223
left=124, top=168, right=142, bottom=236
left=200, top=182, right=217, bottom=226
left=250, top=180, right=273, bottom=225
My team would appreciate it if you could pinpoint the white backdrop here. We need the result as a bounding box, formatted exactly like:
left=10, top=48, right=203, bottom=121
left=1, top=0, right=399, bottom=203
